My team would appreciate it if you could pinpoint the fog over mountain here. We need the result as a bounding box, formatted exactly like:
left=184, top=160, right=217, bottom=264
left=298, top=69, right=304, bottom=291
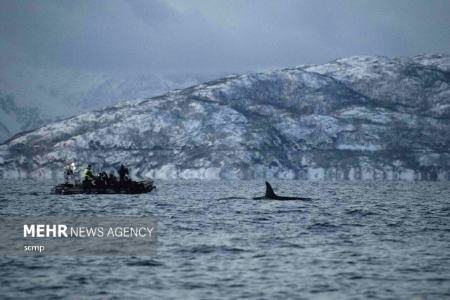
left=0, top=66, right=216, bottom=142
left=1, top=54, right=449, bottom=180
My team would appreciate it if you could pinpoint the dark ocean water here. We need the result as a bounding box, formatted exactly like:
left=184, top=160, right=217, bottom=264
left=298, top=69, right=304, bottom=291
left=1, top=179, right=450, bottom=299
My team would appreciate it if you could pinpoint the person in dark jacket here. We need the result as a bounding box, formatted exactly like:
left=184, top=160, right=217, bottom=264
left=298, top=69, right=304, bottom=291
left=108, top=172, right=118, bottom=187
left=100, top=171, right=108, bottom=186
left=118, top=164, right=129, bottom=182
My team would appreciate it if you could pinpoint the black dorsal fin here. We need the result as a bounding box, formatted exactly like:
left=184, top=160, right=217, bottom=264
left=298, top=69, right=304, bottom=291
left=265, top=181, right=277, bottom=198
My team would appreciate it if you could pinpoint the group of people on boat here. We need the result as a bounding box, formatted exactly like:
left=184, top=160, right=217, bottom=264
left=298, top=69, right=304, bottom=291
left=64, top=163, right=131, bottom=191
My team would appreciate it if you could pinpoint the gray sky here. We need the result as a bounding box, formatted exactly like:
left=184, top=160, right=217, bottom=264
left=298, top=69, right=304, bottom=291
left=1, top=0, right=449, bottom=74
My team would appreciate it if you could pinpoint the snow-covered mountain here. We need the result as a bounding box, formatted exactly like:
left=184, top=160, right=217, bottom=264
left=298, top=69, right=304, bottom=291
left=1, top=54, right=449, bottom=180
left=0, top=64, right=211, bottom=142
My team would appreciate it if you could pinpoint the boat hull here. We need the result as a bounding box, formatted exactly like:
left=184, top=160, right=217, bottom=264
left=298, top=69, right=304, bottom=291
left=52, top=180, right=155, bottom=195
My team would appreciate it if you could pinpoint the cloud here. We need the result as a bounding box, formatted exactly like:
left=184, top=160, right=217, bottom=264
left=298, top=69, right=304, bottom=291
left=0, top=0, right=449, bottom=74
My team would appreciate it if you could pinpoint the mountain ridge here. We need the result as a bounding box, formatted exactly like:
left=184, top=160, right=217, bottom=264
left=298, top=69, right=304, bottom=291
left=1, top=54, right=449, bottom=180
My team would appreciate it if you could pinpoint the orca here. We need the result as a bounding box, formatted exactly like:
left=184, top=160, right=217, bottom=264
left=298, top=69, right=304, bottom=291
left=253, top=181, right=311, bottom=201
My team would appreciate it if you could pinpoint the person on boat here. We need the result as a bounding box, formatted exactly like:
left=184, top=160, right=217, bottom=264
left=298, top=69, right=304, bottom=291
left=94, top=172, right=104, bottom=188
left=118, top=164, right=129, bottom=182
left=100, top=171, right=108, bottom=186
left=108, top=172, right=118, bottom=187
left=64, top=164, right=74, bottom=184
left=70, top=162, right=79, bottom=184
left=82, top=165, right=94, bottom=192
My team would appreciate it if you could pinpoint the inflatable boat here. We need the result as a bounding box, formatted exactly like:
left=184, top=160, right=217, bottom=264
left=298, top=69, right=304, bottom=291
left=52, top=180, right=155, bottom=195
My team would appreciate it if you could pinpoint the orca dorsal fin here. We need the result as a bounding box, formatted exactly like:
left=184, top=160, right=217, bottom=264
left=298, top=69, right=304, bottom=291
left=265, top=181, right=277, bottom=198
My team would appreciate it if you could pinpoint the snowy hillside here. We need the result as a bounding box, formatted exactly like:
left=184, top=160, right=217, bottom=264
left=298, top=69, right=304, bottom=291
left=0, top=64, right=210, bottom=142
left=1, top=54, right=449, bottom=180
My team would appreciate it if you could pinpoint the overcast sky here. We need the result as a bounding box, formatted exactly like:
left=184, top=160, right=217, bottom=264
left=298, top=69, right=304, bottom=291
left=1, top=0, right=449, bottom=75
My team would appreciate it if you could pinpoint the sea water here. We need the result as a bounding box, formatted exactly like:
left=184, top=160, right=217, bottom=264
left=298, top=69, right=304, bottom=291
left=0, top=179, right=449, bottom=299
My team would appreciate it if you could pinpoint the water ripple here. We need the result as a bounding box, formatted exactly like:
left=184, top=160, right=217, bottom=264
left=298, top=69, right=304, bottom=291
left=1, top=180, right=450, bottom=299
